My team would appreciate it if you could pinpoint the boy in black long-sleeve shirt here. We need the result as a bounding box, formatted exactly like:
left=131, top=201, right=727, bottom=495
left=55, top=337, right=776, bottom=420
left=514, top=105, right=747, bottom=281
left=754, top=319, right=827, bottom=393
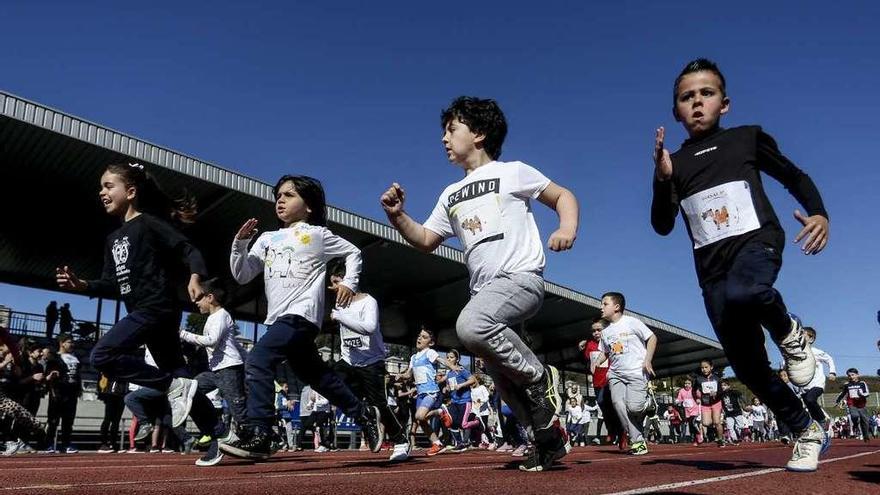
left=836, top=368, right=871, bottom=443
left=651, top=58, right=829, bottom=472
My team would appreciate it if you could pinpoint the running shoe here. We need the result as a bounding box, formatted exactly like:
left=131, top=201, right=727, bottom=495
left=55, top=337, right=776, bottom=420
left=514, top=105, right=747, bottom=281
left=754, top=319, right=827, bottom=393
left=448, top=444, right=468, bottom=454
left=426, top=443, right=444, bottom=456
left=524, top=365, right=563, bottom=433
left=196, top=434, right=213, bottom=447
left=495, top=443, right=513, bottom=453
left=133, top=422, right=154, bottom=442
left=315, top=445, right=330, bottom=453
left=777, top=314, right=816, bottom=387
left=195, top=440, right=223, bottom=467
left=219, top=427, right=272, bottom=460
left=518, top=440, right=567, bottom=472
left=785, top=420, right=828, bottom=472
left=629, top=441, right=648, bottom=456
left=96, top=443, right=116, bottom=454
left=780, top=435, right=791, bottom=446
left=64, top=446, right=79, bottom=454
left=388, top=442, right=411, bottom=462
left=357, top=405, right=384, bottom=453
left=167, top=377, right=198, bottom=428
left=2, top=441, right=22, bottom=456
left=511, top=444, right=528, bottom=457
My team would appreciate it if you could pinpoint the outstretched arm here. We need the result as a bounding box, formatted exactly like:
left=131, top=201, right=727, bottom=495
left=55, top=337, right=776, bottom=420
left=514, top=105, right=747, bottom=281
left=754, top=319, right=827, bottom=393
left=380, top=183, right=444, bottom=252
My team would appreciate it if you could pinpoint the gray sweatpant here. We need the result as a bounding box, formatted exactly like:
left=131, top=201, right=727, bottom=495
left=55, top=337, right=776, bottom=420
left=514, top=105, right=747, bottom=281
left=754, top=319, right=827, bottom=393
left=456, top=271, right=545, bottom=426
left=608, top=373, right=649, bottom=443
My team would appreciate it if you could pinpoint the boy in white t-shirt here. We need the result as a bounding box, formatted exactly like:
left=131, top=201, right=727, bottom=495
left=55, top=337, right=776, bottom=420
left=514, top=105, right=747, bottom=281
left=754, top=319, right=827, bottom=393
left=381, top=96, right=579, bottom=472
left=591, top=292, right=657, bottom=456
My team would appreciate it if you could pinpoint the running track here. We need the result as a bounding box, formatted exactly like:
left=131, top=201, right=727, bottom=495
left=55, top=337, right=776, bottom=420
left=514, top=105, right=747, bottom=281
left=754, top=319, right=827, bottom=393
left=1, top=440, right=877, bottom=494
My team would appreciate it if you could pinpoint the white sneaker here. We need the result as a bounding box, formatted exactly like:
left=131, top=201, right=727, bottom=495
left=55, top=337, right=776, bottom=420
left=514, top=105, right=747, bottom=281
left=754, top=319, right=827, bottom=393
left=315, top=445, right=330, bottom=453
left=785, top=420, right=828, bottom=472
left=777, top=315, right=815, bottom=387
left=2, top=441, right=22, bottom=456
left=388, top=442, right=411, bottom=462
left=167, top=377, right=198, bottom=428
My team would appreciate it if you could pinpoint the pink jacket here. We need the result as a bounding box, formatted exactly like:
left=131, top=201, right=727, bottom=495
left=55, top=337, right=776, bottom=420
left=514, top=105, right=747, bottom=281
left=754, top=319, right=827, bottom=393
left=676, top=387, right=701, bottom=417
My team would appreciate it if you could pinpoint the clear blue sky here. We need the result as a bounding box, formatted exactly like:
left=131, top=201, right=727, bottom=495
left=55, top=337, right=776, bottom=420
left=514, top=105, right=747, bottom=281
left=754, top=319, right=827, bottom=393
left=1, top=1, right=878, bottom=377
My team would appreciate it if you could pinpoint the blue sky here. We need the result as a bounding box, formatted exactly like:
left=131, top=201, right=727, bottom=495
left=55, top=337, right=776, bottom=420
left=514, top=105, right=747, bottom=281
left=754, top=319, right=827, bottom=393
left=1, top=1, right=878, bottom=377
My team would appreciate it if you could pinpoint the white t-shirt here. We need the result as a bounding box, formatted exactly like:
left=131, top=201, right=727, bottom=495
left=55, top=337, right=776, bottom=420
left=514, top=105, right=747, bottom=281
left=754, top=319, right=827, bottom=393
left=423, top=161, right=551, bottom=293
left=802, top=345, right=836, bottom=391
left=312, top=390, right=331, bottom=413
left=331, top=294, right=387, bottom=367
left=179, top=308, right=245, bottom=371
left=230, top=223, right=361, bottom=327
left=299, top=385, right=314, bottom=417
left=751, top=405, right=767, bottom=422
left=408, top=348, right=440, bottom=395
left=599, top=315, right=654, bottom=380
left=471, top=385, right=490, bottom=415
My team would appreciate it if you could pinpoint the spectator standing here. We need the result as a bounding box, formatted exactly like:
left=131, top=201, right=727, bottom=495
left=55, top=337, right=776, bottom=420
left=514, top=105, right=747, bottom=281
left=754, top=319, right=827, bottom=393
left=45, top=302, right=58, bottom=339
left=58, top=304, right=73, bottom=335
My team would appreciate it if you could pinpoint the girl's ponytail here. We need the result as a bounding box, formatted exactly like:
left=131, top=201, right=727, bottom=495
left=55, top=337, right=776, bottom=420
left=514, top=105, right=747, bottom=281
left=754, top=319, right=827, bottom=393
left=105, top=163, right=197, bottom=224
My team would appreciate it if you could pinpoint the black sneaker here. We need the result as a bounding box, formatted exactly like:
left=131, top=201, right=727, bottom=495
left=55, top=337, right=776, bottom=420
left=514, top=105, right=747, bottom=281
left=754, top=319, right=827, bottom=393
left=219, top=428, right=271, bottom=460
left=525, top=365, right=562, bottom=431
left=195, top=440, right=224, bottom=467
left=357, top=405, right=384, bottom=453
left=518, top=440, right=567, bottom=472
left=133, top=422, right=154, bottom=443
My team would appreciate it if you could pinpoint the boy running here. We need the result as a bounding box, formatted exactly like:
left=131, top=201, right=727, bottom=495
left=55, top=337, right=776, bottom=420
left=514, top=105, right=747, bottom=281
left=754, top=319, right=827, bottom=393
left=651, top=58, right=829, bottom=471
left=381, top=96, right=579, bottom=472
left=836, top=368, right=871, bottom=442
left=800, top=327, right=835, bottom=424
left=590, top=292, right=657, bottom=456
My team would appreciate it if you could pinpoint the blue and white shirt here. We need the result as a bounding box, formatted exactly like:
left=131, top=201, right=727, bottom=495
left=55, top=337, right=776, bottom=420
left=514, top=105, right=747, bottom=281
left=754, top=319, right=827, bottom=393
left=409, top=348, right=440, bottom=395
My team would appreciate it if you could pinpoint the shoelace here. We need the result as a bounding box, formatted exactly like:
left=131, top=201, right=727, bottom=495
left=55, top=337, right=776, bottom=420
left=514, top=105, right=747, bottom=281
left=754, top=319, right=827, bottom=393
left=780, top=336, right=807, bottom=361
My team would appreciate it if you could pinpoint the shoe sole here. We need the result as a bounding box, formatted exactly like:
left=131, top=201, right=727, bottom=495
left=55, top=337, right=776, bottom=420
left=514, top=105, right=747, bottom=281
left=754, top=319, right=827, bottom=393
left=218, top=443, right=270, bottom=460
left=133, top=427, right=154, bottom=443
left=171, top=379, right=199, bottom=428
left=195, top=453, right=224, bottom=467
left=367, top=405, right=384, bottom=453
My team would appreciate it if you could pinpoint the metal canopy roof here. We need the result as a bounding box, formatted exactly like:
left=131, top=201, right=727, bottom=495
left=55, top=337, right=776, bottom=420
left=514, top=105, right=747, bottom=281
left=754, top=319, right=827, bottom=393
left=0, top=90, right=727, bottom=378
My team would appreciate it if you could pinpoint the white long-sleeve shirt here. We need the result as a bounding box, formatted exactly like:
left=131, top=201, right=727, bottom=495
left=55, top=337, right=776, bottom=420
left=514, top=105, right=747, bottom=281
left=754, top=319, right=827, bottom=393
left=802, top=345, right=836, bottom=391
left=179, top=308, right=245, bottom=371
left=331, top=294, right=387, bottom=367
left=230, top=223, right=361, bottom=327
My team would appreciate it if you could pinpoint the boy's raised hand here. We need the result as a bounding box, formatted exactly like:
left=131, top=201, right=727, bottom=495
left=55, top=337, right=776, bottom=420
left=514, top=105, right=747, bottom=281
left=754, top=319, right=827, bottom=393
left=380, top=183, right=406, bottom=216
left=793, top=210, right=829, bottom=255
left=653, top=127, right=673, bottom=181
left=235, top=218, right=259, bottom=240
left=56, top=266, right=86, bottom=291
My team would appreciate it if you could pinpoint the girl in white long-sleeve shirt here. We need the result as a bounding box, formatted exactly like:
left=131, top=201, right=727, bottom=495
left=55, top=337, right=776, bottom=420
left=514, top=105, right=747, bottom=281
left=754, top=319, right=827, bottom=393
left=799, top=327, right=836, bottom=423
left=220, top=175, right=381, bottom=461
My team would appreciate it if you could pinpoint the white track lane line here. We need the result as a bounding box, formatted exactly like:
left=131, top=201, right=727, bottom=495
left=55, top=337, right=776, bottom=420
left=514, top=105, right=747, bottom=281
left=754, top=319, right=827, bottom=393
left=599, top=449, right=880, bottom=495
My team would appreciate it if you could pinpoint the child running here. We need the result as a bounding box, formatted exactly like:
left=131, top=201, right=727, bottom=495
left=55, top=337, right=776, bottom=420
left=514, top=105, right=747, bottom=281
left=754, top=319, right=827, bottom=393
left=651, top=58, right=830, bottom=471
left=441, top=349, right=476, bottom=453
left=222, top=175, right=381, bottom=460
left=393, top=328, right=446, bottom=456
left=579, top=317, right=624, bottom=448
left=836, top=368, right=871, bottom=442
left=800, top=326, right=836, bottom=425
left=178, top=278, right=248, bottom=443
left=55, top=163, right=221, bottom=466
left=719, top=380, right=747, bottom=444
left=381, top=96, right=579, bottom=472
left=676, top=379, right=702, bottom=444
left=590, top=292, right=657, bottom=456
left=326, top=263, right=411, bottom=461
left=693, top=360, right=724, bottom=446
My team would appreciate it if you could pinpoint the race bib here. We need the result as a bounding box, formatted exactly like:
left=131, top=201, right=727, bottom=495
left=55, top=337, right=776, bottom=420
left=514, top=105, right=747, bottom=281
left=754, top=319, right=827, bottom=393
left=450, top=188, right=503, bottom=251
left=341, top=326, right=370, bottom=350
left=413, top=366, right=429, bottom=385
left=589, top=351, right=608, bottom=369
left=848, top=387, right=860, bottom=399
left=447, top=376, right=458, bottom=391
left=682, top=398, right=695, bottom=408
left=680, top=181, right=760, bottom=249
left=701, top=381, right=718, bottom=395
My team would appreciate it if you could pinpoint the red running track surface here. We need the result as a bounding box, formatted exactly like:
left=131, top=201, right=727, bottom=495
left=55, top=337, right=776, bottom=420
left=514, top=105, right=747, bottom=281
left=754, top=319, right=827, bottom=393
left=1, top=440, right=877, bottom=495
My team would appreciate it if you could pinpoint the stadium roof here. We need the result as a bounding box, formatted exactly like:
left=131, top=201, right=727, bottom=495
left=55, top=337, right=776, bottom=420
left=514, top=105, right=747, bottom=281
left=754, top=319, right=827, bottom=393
left=0, top=90, right=727, bottom=378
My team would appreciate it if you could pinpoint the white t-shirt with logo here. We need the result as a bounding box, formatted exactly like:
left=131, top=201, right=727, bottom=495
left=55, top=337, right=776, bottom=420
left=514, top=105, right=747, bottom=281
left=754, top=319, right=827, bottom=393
left=231, top=223, right=361, bottom=327
left=331, top=295, right=387, bottom=367
left=423, top=161, right=551, bottom=293
left=599, top=315, right=654, bottom=380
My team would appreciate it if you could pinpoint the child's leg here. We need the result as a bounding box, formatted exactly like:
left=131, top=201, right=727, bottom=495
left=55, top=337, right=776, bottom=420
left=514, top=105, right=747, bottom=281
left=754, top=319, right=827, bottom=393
left=609, top=377, right=641, bottom=444
left=596, top=386, right=621, bottom=440
left=623, top=375, right=648, bottom=443
left=0, top=392, right=45, bottom=447
left=801, top=387, right=826, bottom=422
left=712, top=407, right=724, bottom=442
left=214, top=366, right=248, bottom=431
left=455, top=272, right=545, bottom=394
left=701, top=408, right=713, bottom=441
left=91, top=311, right=175, bottom=390
left=702, top=246, right=812, bottom=435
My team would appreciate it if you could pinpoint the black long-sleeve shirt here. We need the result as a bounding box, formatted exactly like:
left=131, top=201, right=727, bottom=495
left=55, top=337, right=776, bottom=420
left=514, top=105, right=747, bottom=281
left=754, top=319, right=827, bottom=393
left=651, top=126, right=828, bottom=285
left=836, top=381, right=869, bottom=409
left=86, top=213, right=207, bottom=313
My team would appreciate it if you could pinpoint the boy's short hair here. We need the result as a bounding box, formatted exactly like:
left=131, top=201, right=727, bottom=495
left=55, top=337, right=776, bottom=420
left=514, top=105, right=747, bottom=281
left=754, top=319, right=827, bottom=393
left=441, top=96, right=508, bottom=160
left=601, top=292, right=626, bottom=312
left=721, top=379, right=729, bottom=385
left=329, top=260, right=346, bottom=279
left=57, top=333, right=73, bottom=345
left=201, top=278, right=227, bottom=306
left=419, top=326, right=436, bottom=343
left=673, top=58, right=727, bottom=103
left=846, top=367, right=859, bottom=375
left=803, top=326, right=816, bottom=338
